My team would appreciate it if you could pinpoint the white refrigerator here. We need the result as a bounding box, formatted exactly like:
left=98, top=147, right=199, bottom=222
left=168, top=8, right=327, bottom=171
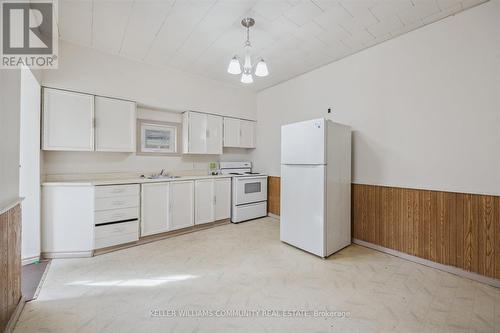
left=280, top=118, right=351, bottom=258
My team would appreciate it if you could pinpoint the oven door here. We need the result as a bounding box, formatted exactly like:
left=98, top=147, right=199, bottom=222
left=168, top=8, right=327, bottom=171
left=234, top=176, right=268, bottom=205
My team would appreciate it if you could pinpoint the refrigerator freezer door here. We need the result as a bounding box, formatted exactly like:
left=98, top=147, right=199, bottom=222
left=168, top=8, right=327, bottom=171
left=281, top=118, right=326, bottom=165
left=280, top=164, right=325, bottom=257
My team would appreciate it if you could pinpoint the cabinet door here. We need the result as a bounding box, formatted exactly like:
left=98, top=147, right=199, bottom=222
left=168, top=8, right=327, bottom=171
left=214, top=178, right=231, bottom=220
left=240, top=120, right=255, bottom=148
left=195, top=179, right=214, bottom=225
left=42, top=88, right=94, bottom=151
left=206, top=114, right=222, bottom=154
left=223, top=117, right=240, bottom=147
left=95, top=96, right=136, bottom=152
left=169, top=181, right=194, bottom=231
left=188, top=112, right=207, bottom=153
left=141, top=183, right=169, bottom=236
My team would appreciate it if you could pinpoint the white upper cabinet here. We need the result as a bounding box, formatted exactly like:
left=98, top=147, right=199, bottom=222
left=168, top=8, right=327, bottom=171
left=214, top=178, right=231, bottom=220
left=141, top=183, right=169, bottom=237
left=239, top=120, right=255, bottom=148
left=185, top=111, right=206, bottom=153
left=95, top=96, right=136, bottom=152
left=223, top=117, right=240, bottom=147
left=206, top=114, right=223, bottom=154
left=183, top=111, right=223, bottom=154
left=42, top=88, right=94, bottom=151
left=223, top=117, right=255, bottom=148
left=195, top=178, right=231, bottom=224
left=169, top=181, right=194, bottom=231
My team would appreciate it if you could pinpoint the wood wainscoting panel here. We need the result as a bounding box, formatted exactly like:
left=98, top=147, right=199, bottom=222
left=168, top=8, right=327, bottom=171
left=352, top=184, right=500, bottom=280
left=0, top=203, right=22, bottom=332
left=268, top=176, right=281, bottom=216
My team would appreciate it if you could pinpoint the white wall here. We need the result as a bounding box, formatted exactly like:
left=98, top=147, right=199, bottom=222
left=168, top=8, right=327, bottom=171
left=43, top=107, right=253, bottom=176
left=43, top=41, right=256, bottom=120
left=42, top=41, right=257, bottom=177
left=19, top=68, right=41, bottom=263
left=0, top=69, right=21, bottom=209
left=254, top=1, right=500, bottom=196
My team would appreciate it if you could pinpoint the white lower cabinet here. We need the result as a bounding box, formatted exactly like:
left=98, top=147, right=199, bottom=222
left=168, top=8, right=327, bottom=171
left=42, top=185, right=95, bottom=258
left=42, top=177, right=232, bottom=257
left=195, top=178, right=231, bottom=225
left=141, top=180, right=195, bottom=236
left=94, top=220, right=139, bottom=249
left=214, top=178, right=231, bottom=220
left=169, top=181, right=194, bottom=231
left=94, top=184, right=140, bottom=249
left=141, top=183, right=169, bottom=236
left=195, top=179, right=214, bottom=225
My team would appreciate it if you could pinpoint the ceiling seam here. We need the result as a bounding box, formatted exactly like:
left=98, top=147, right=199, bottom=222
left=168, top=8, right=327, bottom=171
left=117, top=0, right=135, bottom=54
left=164, top=0, right=219, bottom=66
left=90, top=0, right=94, bottom=47
left=141, top=0, right=177, bottom=62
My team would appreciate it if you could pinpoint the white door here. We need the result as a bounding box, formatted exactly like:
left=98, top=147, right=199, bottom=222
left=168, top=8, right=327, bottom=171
left=214, top=178, right=231, bottom=220
left=169, top=181, right=194, bottom=231
left=195, top=179, right=214, bottom=225
left=19, top=68, right=41, bottom=263
left=95, top=96, right=136, bottom=152
left=188, top=112, right=207, bottom=153
left=280, top=164, right=325, bottom=257
left=141, top=183, right=169, bottom=236
left=223, top=117, right=240, bottom=147
left=42, top=88, right=94, bottom=151
left=239, top=120, right=255, bottom=148
left=206, top=114, right=222, bottom=154
left=281, top=118, right=326, bottom=165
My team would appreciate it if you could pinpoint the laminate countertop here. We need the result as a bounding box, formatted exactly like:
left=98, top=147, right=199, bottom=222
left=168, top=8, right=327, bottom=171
left=42, top=174, right=233, bottom=187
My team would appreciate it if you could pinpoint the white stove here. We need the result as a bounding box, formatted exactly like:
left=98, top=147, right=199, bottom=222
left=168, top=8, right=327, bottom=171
left=219, top=162, right=268, bottom=223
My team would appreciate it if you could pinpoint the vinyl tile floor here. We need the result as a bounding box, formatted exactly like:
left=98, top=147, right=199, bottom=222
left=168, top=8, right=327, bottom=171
left=14, top=217, right=500, bottom=332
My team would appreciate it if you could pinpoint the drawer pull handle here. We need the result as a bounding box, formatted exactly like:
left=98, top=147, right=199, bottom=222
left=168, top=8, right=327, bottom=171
left=112, top=200, right=125, bottom=206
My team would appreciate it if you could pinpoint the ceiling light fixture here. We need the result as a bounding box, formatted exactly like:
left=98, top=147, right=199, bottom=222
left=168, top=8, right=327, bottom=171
left=227, top=17, right=269, bottom=84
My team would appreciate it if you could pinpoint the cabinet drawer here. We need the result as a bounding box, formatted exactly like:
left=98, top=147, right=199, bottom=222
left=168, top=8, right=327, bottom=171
left=95, top=184, right=139, bottom=198
left=232, top=201, right=267, bottom=223
left=95, top=195, right=139, bottom=211
left=95, top=207, right=139, bottom=225
left=95, top=220, right=138, bottom=249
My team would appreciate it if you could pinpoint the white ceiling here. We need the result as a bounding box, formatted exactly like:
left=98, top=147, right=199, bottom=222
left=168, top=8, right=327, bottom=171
left=56, top=0, right=487, bottom=91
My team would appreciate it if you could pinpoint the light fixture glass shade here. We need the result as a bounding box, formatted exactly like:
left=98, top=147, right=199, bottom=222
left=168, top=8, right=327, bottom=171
left=241, top=72, right=253, bottom=84
left=227, top=56, right=241, bottom=74
left=255, top=59, right=269, bottom=77
left=243, top=52, right=252, bottom=71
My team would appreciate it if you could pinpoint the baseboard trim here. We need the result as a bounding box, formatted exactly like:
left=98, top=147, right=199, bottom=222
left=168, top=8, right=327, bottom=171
left=267, top=213, right=280, bottom=220
left=41, top=251, right=93, bottom=259
left=21, top=255, right=40, bottom=266
left=353, top=239, right=500, bottom=289
left=4, top=296, right=25, bottom=333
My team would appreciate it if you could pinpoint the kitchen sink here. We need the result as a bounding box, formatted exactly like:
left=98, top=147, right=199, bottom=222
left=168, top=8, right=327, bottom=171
left=145, top=175, right=181, bottom=180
